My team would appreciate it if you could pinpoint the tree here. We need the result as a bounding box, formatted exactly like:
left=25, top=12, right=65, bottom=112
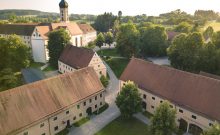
left=150, top=101, right=177, bottom=135
left=48, top=28, right=71, bottom=68
left=105, top=32, right=114, bottom=47
left=212, top=31, right=220, bottom=49
left=112, top=19, right=120, bottom=37
left=174, top=22, right=192, bottom=33
left=203, top=123, right=220, bottom=135
left=93, top=12, right=117, bottom=32
left=0, top=68, right=18, bottom=91
left=0, top=35, right=31, bottom=72
left=100, top=75, right=109, bottom=88
left=116, top=22, right=140, bottom=58
left=140, top=25, right=168, bottom=56
left=203, top=26, right=214, bottom=40
left=115, top=81, right=142, bottom=119
left=95, top=33, right=105, bottom=48
left=167, top=32, right=204, bottom=72
left=118, top=11, right=122, bottom=23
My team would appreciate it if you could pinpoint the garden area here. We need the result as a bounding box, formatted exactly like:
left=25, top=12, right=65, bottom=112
left=97, top=49, right=121, bottom=57
left=95, top=116, right=150, bottom=135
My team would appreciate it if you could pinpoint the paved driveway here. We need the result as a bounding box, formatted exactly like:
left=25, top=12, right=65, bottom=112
left=68, top=61, right=120, bottom=135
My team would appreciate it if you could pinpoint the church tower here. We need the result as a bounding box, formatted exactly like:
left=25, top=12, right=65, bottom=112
left=59, top=0, right=69, bottom=23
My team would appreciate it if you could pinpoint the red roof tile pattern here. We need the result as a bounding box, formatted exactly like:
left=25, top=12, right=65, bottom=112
left=120, top=58, right=220, bottom=121
left=51, top=22, right=83, bottom=36
left=0, top=67, right=104, bottom=135
left=59, top=45, right=95, bottom=69
left=78, top=24, right=96, bottom=34
left=36, top=26, right=50, bottom=40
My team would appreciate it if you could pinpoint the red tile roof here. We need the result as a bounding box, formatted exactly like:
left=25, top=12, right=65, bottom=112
left=59, top=45, right=95, bottom=69
left=78, top=24, right=96, bottom=34
left=35, top=26, right=50, bottom=40
left=0, top=67, right=104, bottom=135
left=120, top=58, right=220, bottom=121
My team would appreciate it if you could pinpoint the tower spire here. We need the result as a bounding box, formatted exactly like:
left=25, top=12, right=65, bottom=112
left=59, top=0, right=69, bottom=23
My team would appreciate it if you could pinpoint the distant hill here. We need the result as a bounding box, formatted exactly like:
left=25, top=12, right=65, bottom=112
left=0, top=9, right=59, bottom=19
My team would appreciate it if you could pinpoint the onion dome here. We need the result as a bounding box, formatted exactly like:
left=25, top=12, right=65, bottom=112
left=59, top=0, right=68, bottom=8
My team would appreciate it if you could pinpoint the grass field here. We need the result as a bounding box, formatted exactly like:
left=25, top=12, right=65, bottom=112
left=95, top=116, right=149, bottom=135
left=97, top=49, right=121, bottom=57
left=105, top=58, right=129, bottom=78
left=203, top=21, right=220, bottom=32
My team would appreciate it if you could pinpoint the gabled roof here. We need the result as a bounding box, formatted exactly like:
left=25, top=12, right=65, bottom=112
left=200, top=71, right=220, bottom=80
left=0, top=24, right=37, bottom=36
left=59, top=45, right=95, bottom=69
left=0, top=67, right=104, bottom=135
left=51, top=22, right=83, bottom=36
left=120, top=58, right=220, bottom=121
left=78, top=24, right=96, bottom=34
left=35, top=26, right=50, bottom=40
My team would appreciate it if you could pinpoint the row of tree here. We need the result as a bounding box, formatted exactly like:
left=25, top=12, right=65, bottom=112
left=116, top=82, right=220, bottom=135
left=168, top=31, right=220, bottom=75
left=116, top=22, right=168, bottom=58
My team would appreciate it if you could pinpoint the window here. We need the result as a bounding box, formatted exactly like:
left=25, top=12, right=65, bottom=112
left=179, top=109, right=183, bottom=113
left=39, top=34, right=41, bottom=37
left=33, top=34, right=35, bottom=37
left=99, top=71, right=102, bottom=75
left=41, top=133, right=46, bottom=135
left=95, top=96, right=97, bottom=100
left=95, top=105, right=97, bottom=108
left=100, top=93, right=102, bottom=97
left=73, top=116, right=76, bottom=120
left=54, top=126, right=58, bottom=131
left=89, top=99, right=92, bottom=103
left=23, top=132, right=28, bottom=135
left=170, top=105, right=173, bottom=108
left=53, top=117, right=57, bottom=121
left=77, top=105, right=80, bottom=109
left=209, top=123, right=213, bottom=127
left=143, top=94, right=146, bottom=99
left=151, top=106, right=154, bottom=109
left=98, top=65, right=100, bottom=67
left=79, top=113, right=82, bottom=117
left=152, top=97, right=155, bottom=100
left=66, top=110, right=69, bottom=114
left=84, top=102, right=86, bottom=106
left=40, top=123, right=44, bottom=128
left=160, top=100, right=163, bottom=103
left=100, top=102, right=103, bottom=106
left=192, top=115, right=197, bottom=119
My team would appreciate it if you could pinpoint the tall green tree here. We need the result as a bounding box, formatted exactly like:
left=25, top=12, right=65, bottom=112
left=203, top=123, right=220, bottom=135
left=105, top=32, right=114, bottom=47
left=167, top=32, right=204, bottom=72
left=48, top=28, right=70, bottom=68
left=118, top=11, right=122, bottom=23
left=140, top=25, right=168, bottom=56
left=174, top=22, right=192, bottom=33
left=93, top=12, right=117, bottom=32
left=150, top=101, right=177, bottom=135
left=212, top=31, right=220, bottom=49
left=203, top=26, right=214, bottom=40
left=116, top=22, right=140, bottom=58
left=115, top=81, right=142, bottom=119
left=0, top=35, right=30, bottom=72
left=95, top=33, right=105, bottom=48
left=0, top=68, right=18, bottom=91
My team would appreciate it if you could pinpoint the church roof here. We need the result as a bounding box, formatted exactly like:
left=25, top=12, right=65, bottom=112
left=59, top=45, right=95, bottom=69
left=0, top=67, right=104, bottom=135
left=0, top=24, right=37, bottom=36
left=78, top=24, right=96, bottom=34
left=59, top=0, right=68, bottom=8
left=120, top=58, right=220, bottom=122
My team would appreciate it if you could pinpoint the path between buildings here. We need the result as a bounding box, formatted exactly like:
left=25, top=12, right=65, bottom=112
left=68, top=61, right=121, bottom=135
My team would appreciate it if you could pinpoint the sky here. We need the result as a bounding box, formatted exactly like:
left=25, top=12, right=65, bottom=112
left=0, top=0, right=220, bottom=16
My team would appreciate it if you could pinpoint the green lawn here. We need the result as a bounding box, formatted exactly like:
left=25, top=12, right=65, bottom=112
left=29, top=62, right=44, bottom=69
left=43, top=65, right=57, bottom=72
left=105, top=58, right=129, bottom=78
left=95, top=116, right=149, bottom=135
left=97, top=49, right=121, bottom=57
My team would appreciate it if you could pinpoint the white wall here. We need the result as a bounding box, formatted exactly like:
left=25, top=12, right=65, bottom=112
left=71, top=35, right=83, bottom=47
